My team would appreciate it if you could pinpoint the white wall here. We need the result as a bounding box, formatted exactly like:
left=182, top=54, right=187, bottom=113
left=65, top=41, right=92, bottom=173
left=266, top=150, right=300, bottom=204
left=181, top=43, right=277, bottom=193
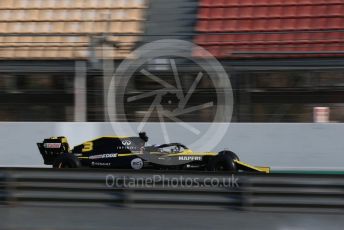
left=1, top=122, right=343, bottom=170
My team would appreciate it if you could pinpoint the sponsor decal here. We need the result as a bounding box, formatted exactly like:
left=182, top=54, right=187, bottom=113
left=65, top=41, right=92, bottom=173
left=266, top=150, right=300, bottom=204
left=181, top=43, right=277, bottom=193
left=89, top=153, right=117, bottom=160
left=91, top=162, right=111, bottom=166
left=117, top=146, right=138, bottom=150
left=178, top=156, right=202, bottom=161
left=44, top=143, right=61, bottom=148
left=131, top=158, right=143, bottom=170
left=121, top=140, right=132, bottom=146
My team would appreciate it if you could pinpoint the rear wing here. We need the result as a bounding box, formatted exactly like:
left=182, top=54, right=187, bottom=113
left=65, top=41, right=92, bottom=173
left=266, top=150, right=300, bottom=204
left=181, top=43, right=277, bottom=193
left=37, top=136, right=70, bottom=165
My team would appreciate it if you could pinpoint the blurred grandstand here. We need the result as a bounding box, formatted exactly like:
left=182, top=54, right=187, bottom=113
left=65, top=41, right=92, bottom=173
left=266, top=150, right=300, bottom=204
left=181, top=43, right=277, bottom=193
left=0, top=0, right=343, bottom=122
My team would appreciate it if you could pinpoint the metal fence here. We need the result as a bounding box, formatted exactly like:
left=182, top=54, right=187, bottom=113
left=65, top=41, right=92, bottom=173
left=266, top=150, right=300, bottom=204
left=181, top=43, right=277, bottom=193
left=0, top=168, right=343, bottom=212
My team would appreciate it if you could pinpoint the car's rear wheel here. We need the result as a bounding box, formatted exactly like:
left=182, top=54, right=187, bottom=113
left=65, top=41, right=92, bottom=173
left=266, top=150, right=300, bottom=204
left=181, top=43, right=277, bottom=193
left=207, top=154, right=237, bottom=172
left=53, top=154, right=80, bottom=168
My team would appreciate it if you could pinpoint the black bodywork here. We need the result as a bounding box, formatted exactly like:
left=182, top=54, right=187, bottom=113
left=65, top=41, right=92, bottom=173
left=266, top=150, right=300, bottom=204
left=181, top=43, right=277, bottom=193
left=37, top=133, right=270, bottom=173
left=38, top=133, right=210, bottom=170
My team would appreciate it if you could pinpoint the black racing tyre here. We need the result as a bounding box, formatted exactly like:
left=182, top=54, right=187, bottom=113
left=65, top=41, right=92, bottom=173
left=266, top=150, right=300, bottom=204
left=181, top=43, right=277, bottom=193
left=53, top=153, right=81, bottom=168
left=207, top=154, right=237, bottom=172
left=61, top=143, right=69, bottom=153
left=218, top=150, right=239, bottom=161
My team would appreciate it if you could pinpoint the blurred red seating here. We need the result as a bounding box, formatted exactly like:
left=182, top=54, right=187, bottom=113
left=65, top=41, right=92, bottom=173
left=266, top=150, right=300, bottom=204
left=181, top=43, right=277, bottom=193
left=194, top=0, right=344, bottom=58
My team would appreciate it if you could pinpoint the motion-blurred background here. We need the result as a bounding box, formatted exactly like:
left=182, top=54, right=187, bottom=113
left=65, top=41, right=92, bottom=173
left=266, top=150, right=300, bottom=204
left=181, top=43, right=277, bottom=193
left=0, top=0, right=343, bottom=122
left=1, top=3, right=344, bottom=228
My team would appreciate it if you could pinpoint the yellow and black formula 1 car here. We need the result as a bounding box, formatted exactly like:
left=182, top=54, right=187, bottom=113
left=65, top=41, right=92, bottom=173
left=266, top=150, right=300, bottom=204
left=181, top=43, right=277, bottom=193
left=37, top=132, right=269, bottom=173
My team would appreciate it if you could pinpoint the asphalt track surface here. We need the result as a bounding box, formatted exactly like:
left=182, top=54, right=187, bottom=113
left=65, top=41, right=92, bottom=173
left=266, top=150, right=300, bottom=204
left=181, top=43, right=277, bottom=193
left=0, top=205, right=343, bottom=230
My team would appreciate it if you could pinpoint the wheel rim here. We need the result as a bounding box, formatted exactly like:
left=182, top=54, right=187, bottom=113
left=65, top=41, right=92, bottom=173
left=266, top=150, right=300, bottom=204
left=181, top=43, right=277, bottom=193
left=215, top=162, right=225, bottom=171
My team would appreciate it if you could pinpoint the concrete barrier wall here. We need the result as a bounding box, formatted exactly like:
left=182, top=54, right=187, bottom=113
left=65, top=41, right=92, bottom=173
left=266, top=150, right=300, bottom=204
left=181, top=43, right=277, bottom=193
left=1, top=122, right=343, bottom=169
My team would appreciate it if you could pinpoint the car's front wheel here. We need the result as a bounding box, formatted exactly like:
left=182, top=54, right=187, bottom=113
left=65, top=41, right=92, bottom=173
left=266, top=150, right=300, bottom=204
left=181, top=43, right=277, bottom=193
left=207, top=154, right=237, bottom=172
left=218, top=150, right=239, bottom=161
left=53, top=153, right=80, bottom=168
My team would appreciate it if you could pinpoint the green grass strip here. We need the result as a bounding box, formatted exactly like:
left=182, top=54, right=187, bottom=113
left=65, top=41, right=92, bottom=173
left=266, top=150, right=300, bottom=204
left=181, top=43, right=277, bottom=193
left=272, top=170, right=344, bottom=175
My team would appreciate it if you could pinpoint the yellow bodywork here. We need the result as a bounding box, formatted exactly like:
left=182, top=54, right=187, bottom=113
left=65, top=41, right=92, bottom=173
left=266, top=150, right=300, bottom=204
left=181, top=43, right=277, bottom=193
left=167, top=149, right=218, bottom=157
left=234, top=160, right=270, bottom=173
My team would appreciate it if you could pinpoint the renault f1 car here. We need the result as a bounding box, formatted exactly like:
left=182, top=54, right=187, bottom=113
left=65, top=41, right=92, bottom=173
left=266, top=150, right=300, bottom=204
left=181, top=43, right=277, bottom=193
left=37, top=132, right=270, bottom=173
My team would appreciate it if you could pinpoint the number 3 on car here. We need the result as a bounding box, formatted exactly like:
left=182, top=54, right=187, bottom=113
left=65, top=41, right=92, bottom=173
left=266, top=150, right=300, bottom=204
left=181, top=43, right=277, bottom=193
left=82, top=141, right=93, bottom=152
